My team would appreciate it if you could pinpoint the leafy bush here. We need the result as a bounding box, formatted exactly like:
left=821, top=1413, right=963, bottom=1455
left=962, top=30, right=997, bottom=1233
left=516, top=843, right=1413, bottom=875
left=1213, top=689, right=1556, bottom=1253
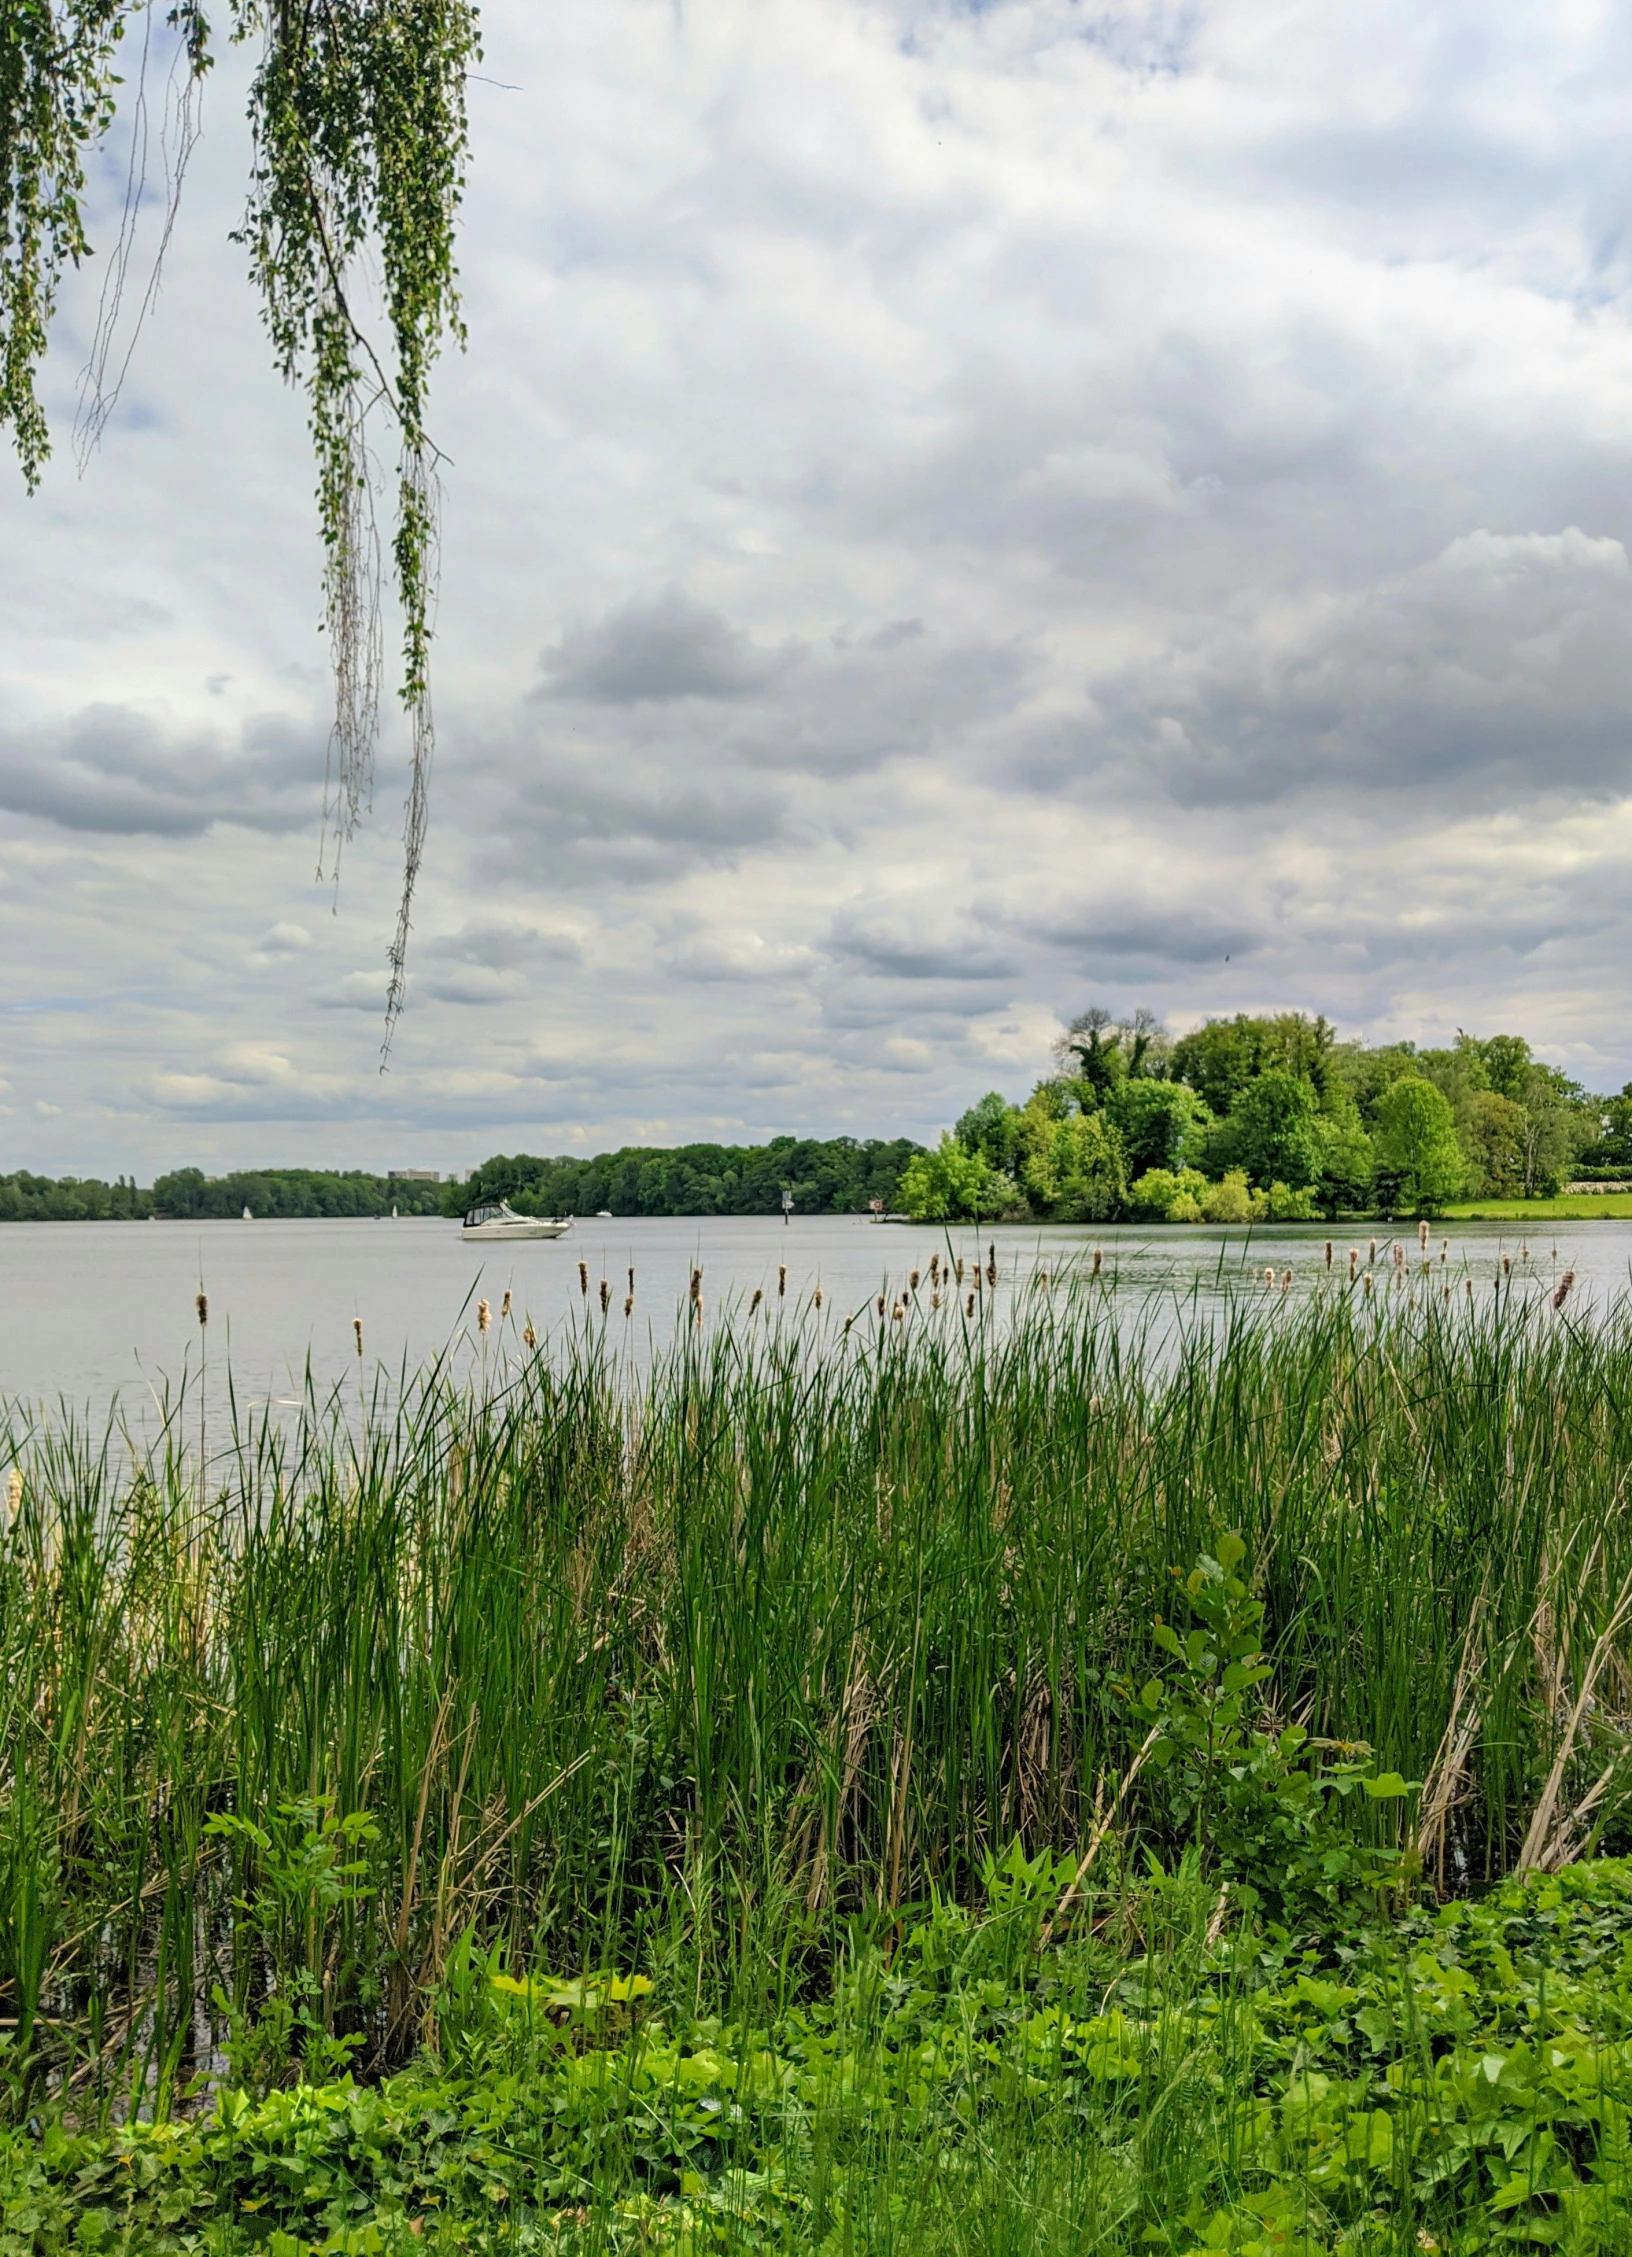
left=1128, top=1166, right=1211, bottom=1221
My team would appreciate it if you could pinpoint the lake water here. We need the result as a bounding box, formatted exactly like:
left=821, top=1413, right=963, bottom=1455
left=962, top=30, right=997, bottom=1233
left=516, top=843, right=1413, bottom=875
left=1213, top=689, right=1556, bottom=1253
left=2, top=1212, right=1629, bottom=1439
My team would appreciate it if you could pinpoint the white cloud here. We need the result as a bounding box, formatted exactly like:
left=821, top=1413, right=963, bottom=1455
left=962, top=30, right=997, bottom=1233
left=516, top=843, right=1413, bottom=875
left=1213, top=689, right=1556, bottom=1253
left=3, top=0, right=1632, bottom=1175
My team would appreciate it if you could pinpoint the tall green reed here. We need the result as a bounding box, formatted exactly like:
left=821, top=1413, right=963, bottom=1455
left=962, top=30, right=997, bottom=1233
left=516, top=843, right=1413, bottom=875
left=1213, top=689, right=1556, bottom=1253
left=0, top=1276, right=1628, bottom=2105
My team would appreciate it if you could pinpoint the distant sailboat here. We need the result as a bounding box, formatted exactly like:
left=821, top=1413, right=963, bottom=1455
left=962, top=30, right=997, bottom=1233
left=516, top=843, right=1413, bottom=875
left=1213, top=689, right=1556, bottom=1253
left=242, top=1205, right=253, bottom=1220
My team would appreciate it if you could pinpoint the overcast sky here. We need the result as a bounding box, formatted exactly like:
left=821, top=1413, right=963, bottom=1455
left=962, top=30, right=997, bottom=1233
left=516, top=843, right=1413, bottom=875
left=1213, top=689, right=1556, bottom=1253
left=4, top=0, right=1632, bottom=1176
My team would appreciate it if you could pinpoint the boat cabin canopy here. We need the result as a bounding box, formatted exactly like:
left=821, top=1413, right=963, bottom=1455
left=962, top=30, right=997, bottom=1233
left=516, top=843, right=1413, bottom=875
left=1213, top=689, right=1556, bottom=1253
left=463, top=1201, right=515, bottom=1228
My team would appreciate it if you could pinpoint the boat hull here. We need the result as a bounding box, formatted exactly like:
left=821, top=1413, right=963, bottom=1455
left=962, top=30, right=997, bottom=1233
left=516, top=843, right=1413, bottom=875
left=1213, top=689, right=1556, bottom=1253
left=461, top=1218, right=572, bottom=1241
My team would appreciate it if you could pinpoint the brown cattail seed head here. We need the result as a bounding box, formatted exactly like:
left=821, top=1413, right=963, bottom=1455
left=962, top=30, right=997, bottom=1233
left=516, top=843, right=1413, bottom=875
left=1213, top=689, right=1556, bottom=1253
left=750, top=1288, right=763, bottom=1313
left=955, top=1257, right=965, bottom=1285
left=892, top=1301, right=904, bottom=1322
left=628, top=1267, right=635, bottom=1293
left=1363, top=1272, right=1374, bottom=1297
left=966, top=1290, right=976, bottom=1316
left=478, top=1298, right=491, bottom=1334
left=877, top=1294, right=886, bottom=1318
left=1502, top=1255, right=1511, bottom=1277
left=778, top=1264, right=787, bottom=1297
left=623, top=1294, right=633, bottom=1318
left=1419, top=1219, right=1430, bottom=1249
left=909, top=1269, right=920, bottom=1292
left=931, top=1292, right=941, bottom=1310
left=524, top=1323, right=537, bottom=1348
left=1264, top=1267, right=1275, bottom=1288
left=599, top=1278, right=610, bottom=1315
left=814, top=1286, right=823, bottom=1309
left=578, top=1261, right=589, bottom=1297
left=1393, top=1242, right=1404, bottom=1267
left=1369, top=1238, right=1378, bottom=1263
left=1325, top=1241, right=1333, bottom=1268
left=353, top=1316, right=363, bottom=1355
left=844, top=1313, right=854, bottom=1334
left=1092, top=1247, right=1103, bottom=1277
left=501, top=1289, right=512, bottom=1319
left=196, top=1291, right=208, bottom=1326
left=1280, top=1269, right=1292, bottom=1291
left=1553, top=1269, right=1576, bottom=1310
left=1348, top=1248, right=1358, bottom=1277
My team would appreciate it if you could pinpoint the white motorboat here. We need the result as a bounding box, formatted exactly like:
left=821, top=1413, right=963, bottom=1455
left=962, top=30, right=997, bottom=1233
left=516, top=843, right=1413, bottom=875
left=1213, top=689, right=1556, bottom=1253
left=461, top=1200, right=572, bottom=1242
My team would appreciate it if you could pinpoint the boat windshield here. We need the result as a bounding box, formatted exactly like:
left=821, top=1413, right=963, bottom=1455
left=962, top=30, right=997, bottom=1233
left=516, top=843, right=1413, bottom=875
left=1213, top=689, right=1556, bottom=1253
left=463, top=1202, right=512, bottom=1227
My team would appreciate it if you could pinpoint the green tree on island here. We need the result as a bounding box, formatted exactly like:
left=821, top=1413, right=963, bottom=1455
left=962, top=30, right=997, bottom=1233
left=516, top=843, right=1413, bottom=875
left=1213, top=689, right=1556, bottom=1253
left=1373, top=1076, right=1467, bottom=1215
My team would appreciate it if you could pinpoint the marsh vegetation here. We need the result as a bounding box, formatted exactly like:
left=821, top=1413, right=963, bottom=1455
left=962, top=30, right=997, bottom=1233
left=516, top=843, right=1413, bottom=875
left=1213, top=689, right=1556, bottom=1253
left=3, top=1278, right=1632, bottom=2249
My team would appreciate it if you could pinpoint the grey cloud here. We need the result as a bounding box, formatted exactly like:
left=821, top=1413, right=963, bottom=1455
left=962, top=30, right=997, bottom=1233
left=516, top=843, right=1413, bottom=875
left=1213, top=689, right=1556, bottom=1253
left=1082, top=530, right=1632, bottom=810
left=479, top=747, right=792, bottom=884
left=536, top=588, right=786, bottom=702
left=827, top=901, right=1021, bottom=983
left=0, top=706, right=323, bottom=837
left=420, top=920, right=585, bottom=970
left=1012, top=897, right=1261, bottom=965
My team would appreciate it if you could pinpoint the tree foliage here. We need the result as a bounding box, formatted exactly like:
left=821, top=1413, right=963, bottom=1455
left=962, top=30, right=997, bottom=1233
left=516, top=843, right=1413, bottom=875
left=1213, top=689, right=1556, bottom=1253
left=464, top=1136, right=925, bottom=1220
left=910, top=1003, right=1609, bottom=1224
left=1, top=0, right=480, bottom=1040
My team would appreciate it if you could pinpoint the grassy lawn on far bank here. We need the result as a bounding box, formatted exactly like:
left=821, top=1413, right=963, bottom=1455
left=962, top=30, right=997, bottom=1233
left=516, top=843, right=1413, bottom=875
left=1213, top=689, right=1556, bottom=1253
left=1441, top=1191, right=1632, bottom=1220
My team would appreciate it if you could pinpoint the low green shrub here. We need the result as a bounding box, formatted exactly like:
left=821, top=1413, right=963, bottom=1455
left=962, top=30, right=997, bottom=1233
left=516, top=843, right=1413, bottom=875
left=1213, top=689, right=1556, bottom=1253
left=7, top=1861, right=1632, bottom=2254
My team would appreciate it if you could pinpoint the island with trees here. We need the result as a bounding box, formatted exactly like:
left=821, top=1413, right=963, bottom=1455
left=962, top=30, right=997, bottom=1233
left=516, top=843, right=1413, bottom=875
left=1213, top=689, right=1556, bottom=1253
left=900, top=1008, right=1632, bottom=1222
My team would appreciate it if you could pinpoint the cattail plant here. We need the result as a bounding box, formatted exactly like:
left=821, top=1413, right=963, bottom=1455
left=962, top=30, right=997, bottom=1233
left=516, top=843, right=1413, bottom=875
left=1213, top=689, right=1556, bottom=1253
left=579, top=1261, right=589, bottom=1298
left=628, top=1267, right=636, bottom=1295
left=909, top=1269, right=920, bottom=1293
left=523, top=1323, right=537, bottom=1349
left=778, top=1265, right=787, bottom=1298
left=813, top=1286, right=823, bottom=1309
left=987, top=1244, right=998, bottom=1287
left=1280, top=1269, right=1293, bottom=1292
left=876, top=1294, right=887, bottom=1319
left=196, top=1291, right=208, bottom=1327
left=4, top=1466, right=19, bottom=1522
left=1348, top=1248, right=1359, bottom=1280
left=599, top=1279, right=610, bottom=1316
left=1325, top=1241, right=1333, bottom=1268
left=623, top=1294, right=633, bottom=1318
left=965, top=1290, right=976, bottom=1316
left=500, top=1290, right=512, bottom=1320
left=477, top=1298, right=490, bottom=1334
left=1419, top=1219, right=1430, bottom=1251
left=892, top=1302, right=904, bottom=1322
left=1553, top=1269, right=1576, bottom=1311
left=1091, top=1247, right=1103, bottom=1277
left=1364, top=1272, right=1374, bottom=1297
left=1264, top=1267, right=1275, bottom=1289
left=750, top=1288, right=764, bottom=1314
left=956, top=1257, right=966, bottom=1286
left=353, top=1317, right=364, bottom=1356
left=1369, top=1238, right=1378, bottom=1265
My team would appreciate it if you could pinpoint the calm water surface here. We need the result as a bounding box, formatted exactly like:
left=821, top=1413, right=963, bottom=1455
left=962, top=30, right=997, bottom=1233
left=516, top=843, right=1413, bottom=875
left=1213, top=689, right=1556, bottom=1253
left=2, top=1212, right=1629, bottom=1437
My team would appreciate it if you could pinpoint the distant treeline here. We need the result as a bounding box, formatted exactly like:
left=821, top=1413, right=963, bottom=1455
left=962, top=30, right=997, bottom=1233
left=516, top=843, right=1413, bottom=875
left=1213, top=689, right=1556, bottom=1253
left=0, top=1168, right=447, bottom=1221
left=461, top=1136, right=925, bottom=1219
